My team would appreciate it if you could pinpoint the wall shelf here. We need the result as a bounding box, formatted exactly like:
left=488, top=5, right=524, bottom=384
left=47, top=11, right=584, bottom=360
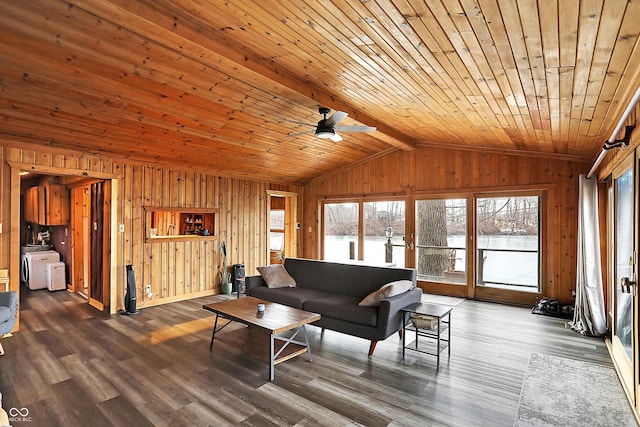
left=145, top=207, right=217, bottom=241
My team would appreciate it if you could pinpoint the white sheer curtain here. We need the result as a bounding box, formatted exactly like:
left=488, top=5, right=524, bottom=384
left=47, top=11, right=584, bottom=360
left=569, top=175, right=607, bottom=336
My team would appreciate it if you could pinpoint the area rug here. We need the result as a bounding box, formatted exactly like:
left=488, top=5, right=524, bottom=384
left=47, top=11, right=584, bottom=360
left=513, top=353, right=636, bottom=426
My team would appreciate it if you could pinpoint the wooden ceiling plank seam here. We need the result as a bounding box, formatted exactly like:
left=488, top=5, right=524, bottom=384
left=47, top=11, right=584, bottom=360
left=365, top=0, right=476, bottom=111
left=402, top=2, right=498, bottom=122
left=361, top=0, right=482, bottom=126
left=452, top=0, right=511, bottom=121
left=498, top=0, right=543, bottom=146
left=558, top=0, right=581, bottom=68
left=396, top=0, right=524, bottom=146
left=476, top=0, right=535, bottom=143
left=517, top=0, right=552, bottom=141
left=362, top=0, right=509, bottom=142
left=399, top=1, right=511, bottom=143
left=537, top=1, right=562, bottom=145
left=437, top=0, right=520, bottom=146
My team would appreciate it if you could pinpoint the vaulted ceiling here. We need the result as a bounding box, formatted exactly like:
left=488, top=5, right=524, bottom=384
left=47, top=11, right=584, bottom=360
left=1, top=0, right=640, bottom=184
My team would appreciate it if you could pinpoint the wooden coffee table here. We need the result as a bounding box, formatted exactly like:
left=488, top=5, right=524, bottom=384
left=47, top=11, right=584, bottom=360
left=203, top=296, right=320, bottom=381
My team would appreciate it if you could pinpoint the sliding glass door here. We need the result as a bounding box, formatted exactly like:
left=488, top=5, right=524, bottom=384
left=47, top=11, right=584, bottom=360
left=414, top=198, right=467, bottom=285
left=609, top=158, right=636, bottom=403
left=475, top=196, right=540, bottom=293
left=321, top=192, right=544, bottom=304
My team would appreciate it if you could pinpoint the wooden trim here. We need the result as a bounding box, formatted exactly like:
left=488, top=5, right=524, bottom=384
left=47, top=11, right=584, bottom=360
left=110, top=178, right=119, bottom=314
left=416, top=141, right=592, bottom=162
left=145, top=206, right=219, bottom=213
left=9, top=165, right=21, bottom=331
left=147, top=235, right=218, bottom=243
left=7, top=161, right=119, bottom=180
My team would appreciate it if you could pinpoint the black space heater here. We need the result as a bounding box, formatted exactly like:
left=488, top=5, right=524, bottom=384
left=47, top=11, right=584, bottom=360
left=124, top=264, right=138, bottom=315
left=231, top=263, right=246, bottom=294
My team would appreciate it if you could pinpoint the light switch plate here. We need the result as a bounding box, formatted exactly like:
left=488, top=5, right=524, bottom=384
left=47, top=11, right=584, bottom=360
left=119, top=223, right=125, bottom=233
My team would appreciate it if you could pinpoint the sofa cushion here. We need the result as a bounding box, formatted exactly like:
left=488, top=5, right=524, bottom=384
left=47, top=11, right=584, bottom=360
left=257, top=264, right=297, bottom=288
left=0, top=306, right=9, bottom=324
left=304, top=295, right=378, bottom=327
left=250, top=287, right=331, bottom=309
left=358, top=280, right=414, bottom=307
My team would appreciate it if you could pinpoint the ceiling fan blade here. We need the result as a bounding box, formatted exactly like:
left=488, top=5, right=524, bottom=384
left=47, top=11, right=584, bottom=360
left=287, top=129, right=316, bottom=137
left=279, top=118, right=316, bottom=127
left=330, top=132, right=343, bottom=142
left=324, top=111, right=348, bottom=127
left=334, top=125, right=377, bottom=133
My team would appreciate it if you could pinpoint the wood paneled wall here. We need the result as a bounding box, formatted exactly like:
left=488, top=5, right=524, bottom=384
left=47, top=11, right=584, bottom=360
left=302, top=147, right=591, bottom=302
left=0, top=144, right=277, bottom=314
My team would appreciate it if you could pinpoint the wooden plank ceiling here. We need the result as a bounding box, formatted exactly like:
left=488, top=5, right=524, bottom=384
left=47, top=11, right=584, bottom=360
left=1, top=0, right=640, bottom=184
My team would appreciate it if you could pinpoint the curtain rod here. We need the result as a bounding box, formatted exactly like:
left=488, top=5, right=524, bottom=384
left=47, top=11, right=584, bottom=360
left=587, top=85, right=640, bottom=179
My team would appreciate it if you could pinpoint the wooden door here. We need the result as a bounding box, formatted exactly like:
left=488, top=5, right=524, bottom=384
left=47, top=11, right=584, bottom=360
left=88, top=181, right=111, bottom=311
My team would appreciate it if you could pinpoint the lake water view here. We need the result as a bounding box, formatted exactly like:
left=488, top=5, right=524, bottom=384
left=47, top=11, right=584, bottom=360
left=324, top=234, right=539, bottom=290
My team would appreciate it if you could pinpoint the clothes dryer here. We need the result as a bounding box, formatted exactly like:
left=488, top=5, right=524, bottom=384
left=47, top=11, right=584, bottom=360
left=23, top=251, right=60, bottom=290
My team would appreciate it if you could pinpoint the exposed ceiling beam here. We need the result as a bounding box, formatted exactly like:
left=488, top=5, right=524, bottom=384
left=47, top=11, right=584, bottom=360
left=77, top=0, right=416, bottom=152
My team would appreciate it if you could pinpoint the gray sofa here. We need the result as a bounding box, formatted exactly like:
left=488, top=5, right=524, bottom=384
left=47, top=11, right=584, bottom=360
left=0, top=291, right=18, bottom=356
left=245, top=258, right=421, bottom=356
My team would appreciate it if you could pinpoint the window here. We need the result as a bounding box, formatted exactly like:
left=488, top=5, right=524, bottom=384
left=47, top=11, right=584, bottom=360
left=270, top=209, right=285, bottom=252
left=363, top=201, right=405, bottom=266
left=476, top=196, right=540, bottom=292
left=323, top=202, right=359, bottom=262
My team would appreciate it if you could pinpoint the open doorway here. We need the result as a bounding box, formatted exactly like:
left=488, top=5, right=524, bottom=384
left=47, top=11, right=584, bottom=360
left=10, top=163, right=117, bottom=327
left=267, top=190, right=298, bottom=264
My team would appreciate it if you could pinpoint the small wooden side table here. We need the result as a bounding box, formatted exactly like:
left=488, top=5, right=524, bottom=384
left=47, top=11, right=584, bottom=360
left=401, top=302, right=453, bottom=368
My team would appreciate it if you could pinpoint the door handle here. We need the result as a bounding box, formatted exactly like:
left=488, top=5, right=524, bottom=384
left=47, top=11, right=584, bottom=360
left=621, top=277, right=636, bottom=294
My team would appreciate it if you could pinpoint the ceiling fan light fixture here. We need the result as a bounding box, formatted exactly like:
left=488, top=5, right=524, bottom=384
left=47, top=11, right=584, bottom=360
left=315, top=127, right=335, bottom=139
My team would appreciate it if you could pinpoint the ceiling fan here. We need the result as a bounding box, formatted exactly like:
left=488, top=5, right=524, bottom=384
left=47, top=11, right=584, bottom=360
left=284, top=107, right=376, bottom=142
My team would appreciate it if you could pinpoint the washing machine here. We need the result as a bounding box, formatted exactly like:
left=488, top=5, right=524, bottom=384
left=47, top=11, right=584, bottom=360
left=23, top=250, right=60, bottom=290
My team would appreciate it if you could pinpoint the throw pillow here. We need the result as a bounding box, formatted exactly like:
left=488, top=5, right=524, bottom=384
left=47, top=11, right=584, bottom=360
left=358, top=280, right=413, bottom=307
left=257, top=264, right=297, bottom=288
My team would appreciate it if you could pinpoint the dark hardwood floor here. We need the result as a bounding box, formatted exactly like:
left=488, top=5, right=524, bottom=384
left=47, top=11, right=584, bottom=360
left=0, top=288, right=613, bottom=426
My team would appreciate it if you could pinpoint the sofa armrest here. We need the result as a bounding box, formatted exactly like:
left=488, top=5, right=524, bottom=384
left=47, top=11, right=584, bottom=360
left=0, top=291, right=17, bottom=312
left=245, top=275, right=266, bottom=296
left=0, top=291, right=18, bottom=333
left=377, top=287, right=422, bottom=337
